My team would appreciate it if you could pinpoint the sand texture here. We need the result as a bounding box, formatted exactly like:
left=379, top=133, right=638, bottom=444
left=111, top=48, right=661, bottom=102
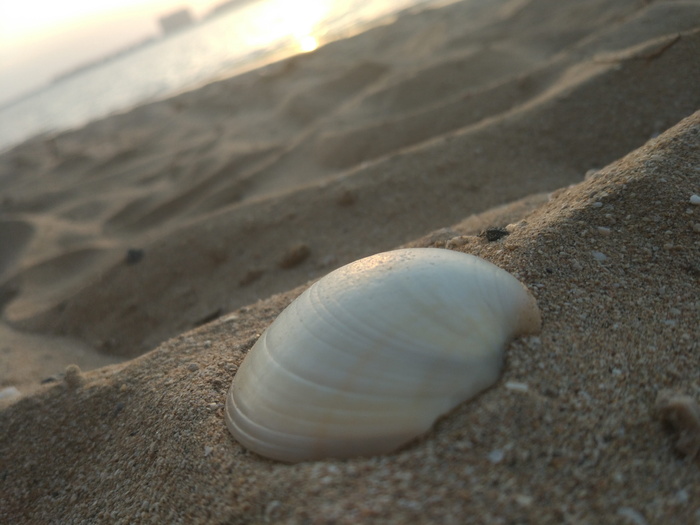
left=1, top=0, right=699, bottom=522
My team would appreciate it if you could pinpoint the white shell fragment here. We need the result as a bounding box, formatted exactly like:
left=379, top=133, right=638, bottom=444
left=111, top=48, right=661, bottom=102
left=225, top=248, right=541, bottom=462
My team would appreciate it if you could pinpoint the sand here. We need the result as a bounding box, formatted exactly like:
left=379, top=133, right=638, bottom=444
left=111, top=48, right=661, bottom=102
left=1, top=0, right=699, bottom=522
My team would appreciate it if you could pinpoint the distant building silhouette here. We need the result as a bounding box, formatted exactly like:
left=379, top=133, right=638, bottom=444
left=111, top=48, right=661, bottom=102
left=207, top=0, right=258, bottom=19
left=159, top=9, right=195, bottom=35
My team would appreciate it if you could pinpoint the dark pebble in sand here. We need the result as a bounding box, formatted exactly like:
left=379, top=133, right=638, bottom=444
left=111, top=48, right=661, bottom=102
left=480, top=227, right=510, bottom=242
left=125, top=248, right=145, bottom=265
left=278, top=243, right=310, bottom=269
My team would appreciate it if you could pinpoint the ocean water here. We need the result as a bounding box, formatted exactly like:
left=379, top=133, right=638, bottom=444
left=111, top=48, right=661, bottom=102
left=0, top=0, right=443, bottom=153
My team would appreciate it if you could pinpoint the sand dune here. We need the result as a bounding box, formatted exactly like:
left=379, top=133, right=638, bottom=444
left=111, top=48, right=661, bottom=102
left=0, top=0, right=699, bottom=522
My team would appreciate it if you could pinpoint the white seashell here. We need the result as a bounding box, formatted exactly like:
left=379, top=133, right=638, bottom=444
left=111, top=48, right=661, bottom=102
left=225, top=248, right=541, bottom=462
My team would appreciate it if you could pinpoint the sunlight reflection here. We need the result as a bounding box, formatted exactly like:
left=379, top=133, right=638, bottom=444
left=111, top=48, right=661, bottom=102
left=248, top=0, right=328, bottom=52
left=297, top=35, right=319, bottom=52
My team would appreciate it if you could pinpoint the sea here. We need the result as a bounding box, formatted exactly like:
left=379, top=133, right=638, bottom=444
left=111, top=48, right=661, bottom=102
left=0, top=0, right=446, bottom=153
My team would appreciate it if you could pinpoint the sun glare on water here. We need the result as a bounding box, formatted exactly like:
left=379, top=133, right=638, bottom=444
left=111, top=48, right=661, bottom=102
left=298, top=35, right=319, bottom=52
left=248, top=0, right=327, bottom=53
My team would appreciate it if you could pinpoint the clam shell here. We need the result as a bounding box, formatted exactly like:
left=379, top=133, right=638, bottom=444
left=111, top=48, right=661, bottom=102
left=225, top=248, right=541, bottom=462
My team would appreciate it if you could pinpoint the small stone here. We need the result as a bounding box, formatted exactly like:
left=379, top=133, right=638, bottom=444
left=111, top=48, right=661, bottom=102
left=239, top=269, right=264, bottom=286
left=124, top=248, right=145, bottom=265
left=488, top=449, right=505, bottom=464
left=505, top=381, right=529, bottom=392
left=591, top=251, right=608, bottom=262
left=690, top=194, right=700, bottom=206
left=570, top=259, right=583, bottom=271
left=64, top=364, right=85, bottom=389
left=617, top=507, right=648, bottom=525
left=675, top=489, right=689, bottom=505
left=597, top=226, right=612, bottom=235
left=514, top=494, right=533, bottom=507
left=278, top=243, right=311, bottom=269
left=479, top=227, right=509, bottom=242
left=0, top=386, right=21, bottom=400
left=655, top=391, right=700, bottom=459
left=336, top=190, right=357, bottom=207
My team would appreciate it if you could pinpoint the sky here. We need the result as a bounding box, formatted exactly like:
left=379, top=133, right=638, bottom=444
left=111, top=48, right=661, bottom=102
left=0, top=0, right=223, bottom=105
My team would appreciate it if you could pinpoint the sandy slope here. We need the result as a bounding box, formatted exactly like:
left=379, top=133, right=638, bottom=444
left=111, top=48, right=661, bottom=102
left=0, top=0, right=699, bottom=522
left=2, top=110, right=698, bottom=524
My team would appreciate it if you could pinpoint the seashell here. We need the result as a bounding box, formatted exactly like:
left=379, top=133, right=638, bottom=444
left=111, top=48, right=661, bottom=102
left=225, top=248, right=541, bottom=462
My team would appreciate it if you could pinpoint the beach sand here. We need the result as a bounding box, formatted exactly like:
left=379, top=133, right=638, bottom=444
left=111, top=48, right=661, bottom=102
left=1, top=0, right=699, bottom=522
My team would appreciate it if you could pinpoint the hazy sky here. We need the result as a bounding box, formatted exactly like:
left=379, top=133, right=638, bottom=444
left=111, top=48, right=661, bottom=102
left=0, top=0, right=222, bottom=104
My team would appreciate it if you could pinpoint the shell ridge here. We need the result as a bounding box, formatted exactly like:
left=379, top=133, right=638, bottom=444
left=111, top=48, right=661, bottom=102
left=288, top=274, right=466, bottom=393
left=226, top=388, right=319, bottom=462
